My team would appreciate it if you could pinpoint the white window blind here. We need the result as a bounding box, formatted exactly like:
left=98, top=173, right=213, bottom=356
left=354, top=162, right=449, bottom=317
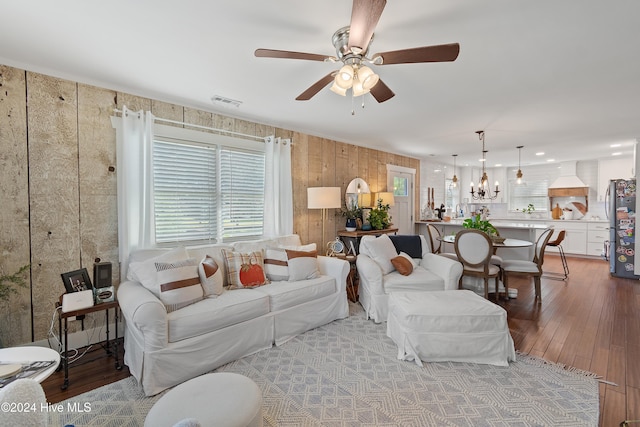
left=508, top=178, right=550, bottom=212
left=153, top=130, right=265, bottom=244
left=220, top=148, right=265, bottom=239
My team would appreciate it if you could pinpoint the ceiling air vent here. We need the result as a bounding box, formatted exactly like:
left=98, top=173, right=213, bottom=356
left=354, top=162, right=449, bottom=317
left=211, top=95, right=242, bottom=108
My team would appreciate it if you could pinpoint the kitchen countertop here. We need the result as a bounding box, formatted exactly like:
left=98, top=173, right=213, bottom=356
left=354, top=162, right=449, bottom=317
left=416, top=218, right=608, bottom=226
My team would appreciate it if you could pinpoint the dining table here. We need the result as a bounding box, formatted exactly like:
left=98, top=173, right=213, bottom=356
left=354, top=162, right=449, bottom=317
left=440, top=235, right=533, bottom=248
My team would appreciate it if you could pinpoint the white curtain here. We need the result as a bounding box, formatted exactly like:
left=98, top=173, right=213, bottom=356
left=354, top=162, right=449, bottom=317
left=263, top=136, right=293, bottom=237
left=114, top=106, right=155, bottom=281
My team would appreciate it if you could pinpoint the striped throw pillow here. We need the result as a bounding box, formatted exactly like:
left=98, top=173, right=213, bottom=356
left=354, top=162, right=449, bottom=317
left=155, top=258, right=204, bottom=312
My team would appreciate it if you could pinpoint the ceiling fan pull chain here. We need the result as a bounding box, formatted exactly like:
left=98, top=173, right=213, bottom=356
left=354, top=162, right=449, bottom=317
left=351, top=92, right=356, bottom=115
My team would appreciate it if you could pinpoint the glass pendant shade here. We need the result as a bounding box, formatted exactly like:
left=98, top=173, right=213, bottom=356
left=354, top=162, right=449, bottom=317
left=330, top=80, right=348, bottom=96
left=352, top=78, right=369, bottom=97
left=357, top=66, right=379, bottom=90
left=335, top=65, right=354, bottom=89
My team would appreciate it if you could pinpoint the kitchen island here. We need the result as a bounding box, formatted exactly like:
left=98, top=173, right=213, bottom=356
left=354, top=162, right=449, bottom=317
left=416, top=218, right=609, bottom=258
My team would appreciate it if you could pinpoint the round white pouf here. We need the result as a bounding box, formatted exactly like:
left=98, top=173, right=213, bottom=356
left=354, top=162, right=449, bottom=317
left=145, top=373, right=263, bottom=427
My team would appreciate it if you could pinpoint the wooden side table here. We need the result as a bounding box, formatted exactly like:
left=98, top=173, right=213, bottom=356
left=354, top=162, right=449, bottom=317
left=345, top=255, right=359, bottom=302
left=337, top=228, right=399, bottom=255
left=56, top=296, right=122, bottom=390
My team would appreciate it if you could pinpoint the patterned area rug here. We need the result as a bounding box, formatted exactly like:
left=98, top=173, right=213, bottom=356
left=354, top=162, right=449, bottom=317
left=50, top=303, right=599, bottom=426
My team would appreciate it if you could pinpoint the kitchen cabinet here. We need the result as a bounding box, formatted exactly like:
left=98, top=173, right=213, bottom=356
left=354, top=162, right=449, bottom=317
left=546, top=221, right=587, bottom=255
left=597, top=158, right=634, bottom=201
left=586, top=222, right=609, bottom=258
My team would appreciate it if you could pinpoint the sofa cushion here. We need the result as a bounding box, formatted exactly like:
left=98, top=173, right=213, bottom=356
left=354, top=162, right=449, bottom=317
left=222, top=250, right=269, bottom=288
left=198, top=255, right=224, bottom=297
left=154, top=258, right=204, bottom=312
left=383, top=266, right=445, bottom=293
left=167, top=289, right=270, bottom=342
left=359, top=234, right=398, bottom=274
left=128, top=246, right=188, bottom=287
left=264, top=248, right=290, bottom=281
left=389, top=235, right=422, bottom=259
left=254, top=276, right=336, bottom=312
left=286, top=249, right=320, bottom=281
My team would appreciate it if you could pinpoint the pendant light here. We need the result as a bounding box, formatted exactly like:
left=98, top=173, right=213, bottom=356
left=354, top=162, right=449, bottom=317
left=516, top=145, right=524, bottom=184
left=451, top=154, right=458, bottom=187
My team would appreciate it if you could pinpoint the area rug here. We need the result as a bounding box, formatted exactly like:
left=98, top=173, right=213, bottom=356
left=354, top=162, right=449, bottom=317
left=49, top=303, right=599, bottom=426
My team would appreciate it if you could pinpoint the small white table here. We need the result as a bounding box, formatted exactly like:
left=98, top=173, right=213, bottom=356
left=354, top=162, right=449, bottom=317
left=0, top=346, right=60, bottom=383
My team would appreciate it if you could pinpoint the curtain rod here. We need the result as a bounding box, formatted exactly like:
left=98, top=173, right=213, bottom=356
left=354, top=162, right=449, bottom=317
left=113, top=108, right=267, bottom=142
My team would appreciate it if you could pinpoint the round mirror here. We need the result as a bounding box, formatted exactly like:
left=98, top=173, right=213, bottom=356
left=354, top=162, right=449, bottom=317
left=345, top=177, right=370, bottom=209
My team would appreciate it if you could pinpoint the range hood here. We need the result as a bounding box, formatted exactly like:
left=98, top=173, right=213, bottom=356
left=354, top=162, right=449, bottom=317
left=548, top=161, right=588, bottom=189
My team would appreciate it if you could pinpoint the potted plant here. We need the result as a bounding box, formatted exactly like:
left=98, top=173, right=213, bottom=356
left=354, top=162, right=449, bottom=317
left=339, top=205, right=362, bottom=231
left=0, top=264, right=29, bottom=348
left=522, top=203, right=535, bottom=214
left=368, top=198, right=392, bottom=230
left=462, top=214, right=499, bottom=239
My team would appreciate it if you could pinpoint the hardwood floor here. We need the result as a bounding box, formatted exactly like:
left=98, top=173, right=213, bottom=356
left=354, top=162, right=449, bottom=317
left=41, top=255, right=639, bottom=426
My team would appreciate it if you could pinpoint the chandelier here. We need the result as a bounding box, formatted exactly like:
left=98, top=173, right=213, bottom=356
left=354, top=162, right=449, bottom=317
left=470, top=130, right=500, bottom=200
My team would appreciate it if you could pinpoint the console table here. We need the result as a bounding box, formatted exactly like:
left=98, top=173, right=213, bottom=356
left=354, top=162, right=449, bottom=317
left=56, top=296, right=122, bottom=390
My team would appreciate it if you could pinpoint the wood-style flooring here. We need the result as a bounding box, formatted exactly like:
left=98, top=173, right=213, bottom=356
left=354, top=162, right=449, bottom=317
left=41, top=255, right=639, bottom=426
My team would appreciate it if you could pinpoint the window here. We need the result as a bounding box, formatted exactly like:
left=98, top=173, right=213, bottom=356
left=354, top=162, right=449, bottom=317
left=508, top=179, right=549, bottom=212
left=393, top=176, right=408, bottom=197
left=153, top=125, right=265, bottom=244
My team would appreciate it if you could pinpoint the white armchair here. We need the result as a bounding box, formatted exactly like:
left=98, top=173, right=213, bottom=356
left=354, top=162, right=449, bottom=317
left=356, top=234, right=463, bottom=323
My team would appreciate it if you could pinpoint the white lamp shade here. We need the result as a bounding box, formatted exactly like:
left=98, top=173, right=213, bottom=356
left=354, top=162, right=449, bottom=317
left=351, top=78, right=369, bottom=97
left=330, top=80, right=348, bottom=96
left=357, top=66, right=379, bottom=90
left=308, top=187, right=342, bottom=209
left=374, top=192, right=395, bottom=206
left=335, top=65, right=354, bottom=89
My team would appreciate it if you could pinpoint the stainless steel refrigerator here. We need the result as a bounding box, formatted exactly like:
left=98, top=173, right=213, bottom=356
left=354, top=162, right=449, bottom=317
left=607, top=179, right=639, bottom=278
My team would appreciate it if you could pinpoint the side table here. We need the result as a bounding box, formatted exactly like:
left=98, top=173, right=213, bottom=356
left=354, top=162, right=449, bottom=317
left=345, top=255, right=359, bottom=302
left=56, top=296, right=122, bottom=390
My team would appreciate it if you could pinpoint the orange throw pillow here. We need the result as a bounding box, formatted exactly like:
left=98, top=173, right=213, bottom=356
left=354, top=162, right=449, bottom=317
left=391, top=256, right=414, bottom=276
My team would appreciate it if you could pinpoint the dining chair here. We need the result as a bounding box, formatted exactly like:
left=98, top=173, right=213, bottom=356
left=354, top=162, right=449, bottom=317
left=454, top=229, right=500, bottom=300
left=543, top=229, right=569, bottom=280
left=501, top=228, right=554, bottom=303
left=426, top=223, right=458, bottom=261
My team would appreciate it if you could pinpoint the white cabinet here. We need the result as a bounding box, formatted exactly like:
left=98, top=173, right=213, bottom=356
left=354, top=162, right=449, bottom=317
left=586, top=222, right=609, bottom=258
left=546, top=221, right=587, bottom=255
left=597, top=158, right=634, bottom=201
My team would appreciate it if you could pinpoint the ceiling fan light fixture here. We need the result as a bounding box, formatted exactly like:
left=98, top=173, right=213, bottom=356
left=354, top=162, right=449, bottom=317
left=351, top=78, right=369, bottom=97
left=330, top=80, right=348, bottom=96
left=335, top=65, right=354, bottom=89
left=357, top=66, right=379, bottom=90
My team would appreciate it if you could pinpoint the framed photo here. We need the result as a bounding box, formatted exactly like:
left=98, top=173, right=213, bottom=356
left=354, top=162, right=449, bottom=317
left=61, top=268, right=93, bottom=293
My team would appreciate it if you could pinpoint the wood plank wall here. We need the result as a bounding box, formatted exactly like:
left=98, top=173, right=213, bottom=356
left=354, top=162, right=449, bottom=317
left=0, top=64, right=419, bottom=346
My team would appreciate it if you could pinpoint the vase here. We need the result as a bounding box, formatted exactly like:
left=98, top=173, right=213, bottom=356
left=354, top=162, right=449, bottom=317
left=345, top=218, right=357, bottom=232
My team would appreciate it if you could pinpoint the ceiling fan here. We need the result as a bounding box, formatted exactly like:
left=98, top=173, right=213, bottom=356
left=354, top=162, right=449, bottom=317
left=255, top=0, right=460, bottom=103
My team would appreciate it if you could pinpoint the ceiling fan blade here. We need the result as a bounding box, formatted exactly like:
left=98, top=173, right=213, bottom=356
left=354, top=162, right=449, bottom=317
left=373, top=43, right=460, bottom=65
left=348, top=0, right=386, bottom=53
left=296, top=72, right=335, bottom=101
left=370, top=79, right=395, bottom=103
left=255, top=48, right=329, bottom=62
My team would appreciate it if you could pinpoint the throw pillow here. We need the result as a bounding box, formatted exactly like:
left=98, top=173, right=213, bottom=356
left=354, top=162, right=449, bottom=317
left=391, top=255, right=414, bottom=276
left=222, top=249, right=268, bottom=288
left=286, top=249, right=320, bottom=281
left=198, top=255, right=224, bottom=297
left=155, top=258, right=204, bottom=312
left=279, top=243, right=317, bottom=252
left=264, top=248, right=289, bottom=281
left=389, top=235, right=423, bottom=259
left=361, top=234, right=397, bottom=274
left=128, top=246, right=189, bottom=288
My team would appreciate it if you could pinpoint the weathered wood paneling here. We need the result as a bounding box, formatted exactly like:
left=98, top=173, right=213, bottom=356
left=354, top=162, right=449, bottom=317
left=27, top=72, right=80, bottom=341
left=0, top=66, right=31, bottom=346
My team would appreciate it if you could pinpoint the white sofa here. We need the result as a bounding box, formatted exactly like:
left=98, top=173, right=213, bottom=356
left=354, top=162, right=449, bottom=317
left=117, top=234, right=349, bottom=396
left=356, top=234, right=463, bottom=323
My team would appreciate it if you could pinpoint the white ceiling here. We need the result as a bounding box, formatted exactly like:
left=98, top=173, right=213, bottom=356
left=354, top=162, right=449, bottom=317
left=2, top=0, right=639, bottom=170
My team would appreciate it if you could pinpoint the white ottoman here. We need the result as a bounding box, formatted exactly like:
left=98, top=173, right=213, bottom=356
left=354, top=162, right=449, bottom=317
left=387, top=290, right=516, bottom=367
left=145, top=373, right=263, bottom=427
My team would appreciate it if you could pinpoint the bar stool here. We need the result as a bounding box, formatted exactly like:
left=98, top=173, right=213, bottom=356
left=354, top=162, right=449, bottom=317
left=544, top=230, right=569, bottom=280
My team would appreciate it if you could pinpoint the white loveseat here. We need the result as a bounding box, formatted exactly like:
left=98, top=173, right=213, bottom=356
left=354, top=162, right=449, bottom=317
left=356, top=234, right=463, bottom=323
left=117, top=234, right=349, bottom=396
